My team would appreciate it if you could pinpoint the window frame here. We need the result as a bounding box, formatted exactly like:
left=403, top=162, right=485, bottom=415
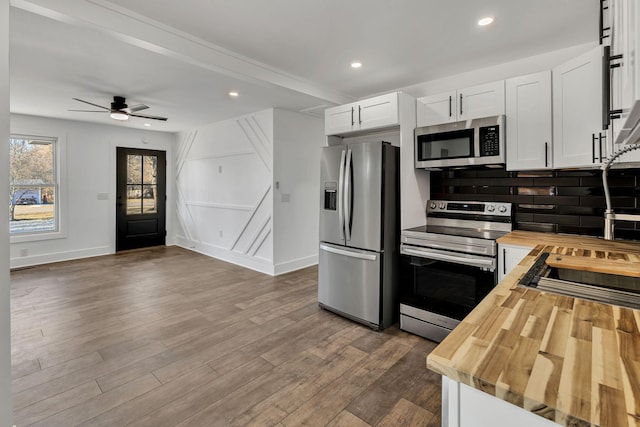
left=9, top=132, right=67, bottom=243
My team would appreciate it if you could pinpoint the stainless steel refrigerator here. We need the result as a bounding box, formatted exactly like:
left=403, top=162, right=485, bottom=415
left=318, top=140, right=398, bottom=330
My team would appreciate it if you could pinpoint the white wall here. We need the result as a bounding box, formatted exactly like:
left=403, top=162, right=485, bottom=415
left=175, top=108, right=324, bottom=275
left=273, top=109, right=324, bottom=274
left=9, top=114, right=176, bottom=268
left=175, top=109, right=275, bottom=274
left=0, top=0, right=11, bottom=423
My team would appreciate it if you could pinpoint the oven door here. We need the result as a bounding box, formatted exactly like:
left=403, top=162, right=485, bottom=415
left=399, top=247, right=497, bottom=322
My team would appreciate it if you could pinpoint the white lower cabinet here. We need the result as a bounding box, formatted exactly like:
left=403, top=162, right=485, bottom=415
left=498, top=243, right=533, bottom=282
left=444, top=378, right=560, bottom=427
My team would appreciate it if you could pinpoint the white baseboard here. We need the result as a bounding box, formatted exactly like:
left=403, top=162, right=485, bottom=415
left=274, top=254, right=318, bottom=275
left=10, top=245, right=112, bottom=269
left=176, top=236, right=275, bottom=275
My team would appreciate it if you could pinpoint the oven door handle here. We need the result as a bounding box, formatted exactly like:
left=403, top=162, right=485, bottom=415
left=401, top=246, right=495, bottom=269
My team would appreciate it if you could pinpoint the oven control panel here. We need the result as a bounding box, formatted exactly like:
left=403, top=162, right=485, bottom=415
left=427, top=200, right=512, bottom=217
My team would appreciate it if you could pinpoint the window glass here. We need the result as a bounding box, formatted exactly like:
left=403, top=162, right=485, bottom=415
left=127, top=154, right=158, bottom=215
left=9, top=136, right=58, bottom=235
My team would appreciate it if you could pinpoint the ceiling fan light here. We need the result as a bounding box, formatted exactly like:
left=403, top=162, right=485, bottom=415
left=110, top=111, right=129, bottom=121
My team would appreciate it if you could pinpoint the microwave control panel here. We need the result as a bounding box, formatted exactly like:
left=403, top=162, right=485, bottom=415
left=478, top=125, right=500, bottom=157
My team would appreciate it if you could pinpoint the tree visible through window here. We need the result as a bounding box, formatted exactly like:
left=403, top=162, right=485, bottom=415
left=9, top=135, right=58, bottom=235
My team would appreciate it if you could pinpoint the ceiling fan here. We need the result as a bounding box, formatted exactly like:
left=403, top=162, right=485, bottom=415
left=69, top=96, right=168, bottom=122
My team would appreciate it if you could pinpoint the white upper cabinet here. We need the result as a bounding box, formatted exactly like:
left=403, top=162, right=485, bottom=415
left=458, top=81, right=505, bottom=121
left=416, top=90, right=457, bottom=126
left=325, top=92, right=399, bottom=136
left=608, top=0, right=640, bottom=163
left=324, top=104, right=356, bottom=136
left=552, top=46, right=605, bottom=169
left=506, top=71, right=553, bottom=171
left=416, top=81, right=505, bottom=127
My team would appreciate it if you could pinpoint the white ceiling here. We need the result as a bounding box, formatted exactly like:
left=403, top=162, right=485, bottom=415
left=9, top=0, right=599, bottom=133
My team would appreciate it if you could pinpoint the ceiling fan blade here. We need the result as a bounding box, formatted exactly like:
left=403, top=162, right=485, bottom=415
left=72, top=98, right=110, bottom=110
left=129, top=113, right=168, bottom=121
left=128, top=104, right=149, bottom=112
left=68, top=109, right=108, bottom=113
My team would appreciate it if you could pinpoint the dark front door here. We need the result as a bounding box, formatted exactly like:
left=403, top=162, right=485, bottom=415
left=116, top=147, right=166, bottom=251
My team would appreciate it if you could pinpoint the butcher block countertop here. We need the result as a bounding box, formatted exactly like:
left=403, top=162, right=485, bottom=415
left=426, top=231, right=640, bottom=427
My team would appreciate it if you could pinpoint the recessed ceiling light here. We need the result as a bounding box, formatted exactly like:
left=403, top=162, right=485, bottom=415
left=477, top=17, right=494, bottom=26
left=351, top=62, right=362, bottom=69
left=229, top=91, right=239, bottom=97
left=144, top=123, right=151, bottom=127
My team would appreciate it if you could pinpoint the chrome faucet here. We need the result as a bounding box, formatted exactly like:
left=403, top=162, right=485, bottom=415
left=602, top=143, right=640, bottom=240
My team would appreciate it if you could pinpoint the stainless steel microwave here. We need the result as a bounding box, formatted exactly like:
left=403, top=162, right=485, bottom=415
left=414, top=115, right=505, bottom=169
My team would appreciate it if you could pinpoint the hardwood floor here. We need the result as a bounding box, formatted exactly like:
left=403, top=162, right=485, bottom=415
left=10, top=246, right=442, bottom=426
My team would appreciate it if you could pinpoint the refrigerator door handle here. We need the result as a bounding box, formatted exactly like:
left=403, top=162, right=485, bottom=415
left=320, top=244, right=377, bottom=261
left=338, top=148, right=346, bottom=240
left=344, top=147, right=353, bottom=241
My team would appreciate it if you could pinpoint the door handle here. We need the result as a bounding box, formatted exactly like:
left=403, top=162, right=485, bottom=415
left=449, top=95, right=452, bottom=118
left=351, top=107, right=354, bottom=126
left=459, top=93, right=463, bottom=116
left=338, top=148, right=346, bottom=240
left=320, top=244, right=377, bottom=261
left=401, top=246, right=495, bottom=269
left=358, top=105, right=362, bottom=125
left=598, top=133, right=604, bottom=162
left=544, top=142, right=549, bottom=167
left=503, top=248, right=507, bottom=275
left=344, top=148, right=353, bottom=241
left=592, top=134, right=597, bottom=163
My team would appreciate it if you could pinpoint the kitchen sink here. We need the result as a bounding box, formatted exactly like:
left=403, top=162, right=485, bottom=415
left=518, top=252, right=640, bottom=309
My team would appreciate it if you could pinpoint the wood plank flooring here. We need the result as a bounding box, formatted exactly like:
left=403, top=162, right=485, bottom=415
left=10, top=246, right=442, bottom=426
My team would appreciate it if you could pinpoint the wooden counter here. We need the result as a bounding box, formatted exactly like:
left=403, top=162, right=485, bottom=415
left=427, top=231, right=640, bottom=427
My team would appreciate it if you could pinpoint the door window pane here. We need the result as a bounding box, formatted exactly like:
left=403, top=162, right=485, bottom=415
left=127, top=155, right=142, bottom=184
left=127, top=185, right=143, bottom=215
left=143, top=185, right=157, bottom=213
left=143, top=155, right=157, bottom=184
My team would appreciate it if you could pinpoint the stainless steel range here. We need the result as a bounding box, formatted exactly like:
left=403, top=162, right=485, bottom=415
left=399, top=200, right=513, bottom=342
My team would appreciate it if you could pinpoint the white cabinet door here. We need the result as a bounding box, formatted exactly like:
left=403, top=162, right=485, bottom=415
left=458, top=80, right=505, bottom=121
left=498, top=243, right=533, bottom=282
left=506, top=71, right=553, bottom=171
left=552, top=46, right=604, bottom=169
left=417, top=91, right=457, bottom=127
left=325, top=103, right=356, bottom=135
left=357, top=92, right=399, bottom=131
left=417, top=82, right=505, bottom=127
left=325, top=93, right=400, bottom=136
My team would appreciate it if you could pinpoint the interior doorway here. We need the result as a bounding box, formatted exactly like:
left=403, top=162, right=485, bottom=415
left=116, top=147, right=166, bottom=251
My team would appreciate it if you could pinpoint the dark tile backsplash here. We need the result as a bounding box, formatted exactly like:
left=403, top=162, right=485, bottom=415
left=430, top=167, right=640, bottom=241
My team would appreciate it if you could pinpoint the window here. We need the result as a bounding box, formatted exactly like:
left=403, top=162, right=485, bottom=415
left=9, top=134, right=58, bottom=235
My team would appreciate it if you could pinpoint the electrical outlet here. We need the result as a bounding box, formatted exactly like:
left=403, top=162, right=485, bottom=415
left=281, top=193, right=291, bottom=203
left=20, top=248, right=28, bottom=257
left=219, top=229, right=223, bottom=238
left=218, top=165, right=222, bottom=173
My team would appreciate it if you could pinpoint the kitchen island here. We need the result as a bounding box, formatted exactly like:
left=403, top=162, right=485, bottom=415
left=427, top=231, right=640, bottom=427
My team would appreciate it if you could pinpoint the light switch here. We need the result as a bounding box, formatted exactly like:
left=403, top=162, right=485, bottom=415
left=97, top=193, right=109, bottom=200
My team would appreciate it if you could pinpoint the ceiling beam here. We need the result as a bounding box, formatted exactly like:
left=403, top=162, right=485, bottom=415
left=11, top=0, right=354, bottom=106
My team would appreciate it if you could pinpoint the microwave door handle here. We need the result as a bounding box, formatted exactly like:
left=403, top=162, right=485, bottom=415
left=344, top=147, right=353, bottom=241
left=401, top=247, right=495, bottom=269
left=338, top=148, right=346, bottom=240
